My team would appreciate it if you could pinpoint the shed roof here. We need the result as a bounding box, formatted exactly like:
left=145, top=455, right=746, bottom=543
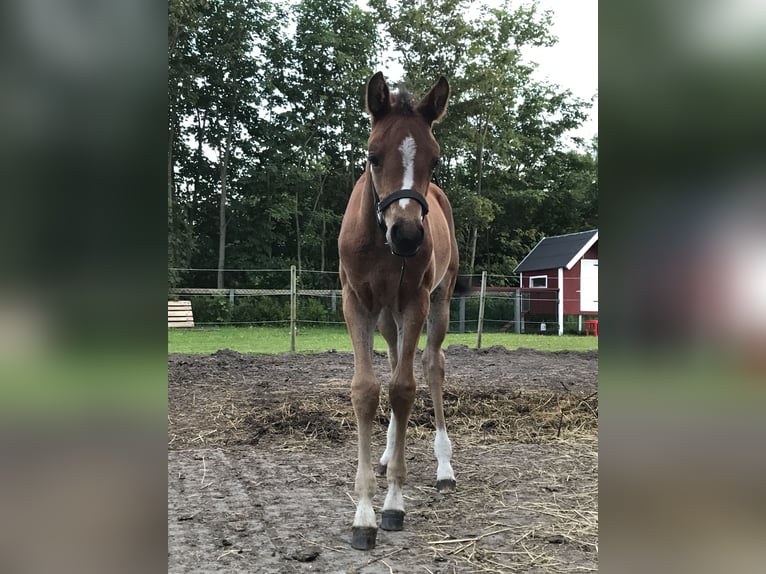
left=514, top=229, right=598, bottom=273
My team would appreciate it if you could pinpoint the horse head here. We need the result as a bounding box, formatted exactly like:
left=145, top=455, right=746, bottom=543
left=365, top=72, right=450, bottom=257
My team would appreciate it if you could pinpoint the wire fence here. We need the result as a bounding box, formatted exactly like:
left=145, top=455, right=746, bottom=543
left=169, top=267, right=598, bottom=349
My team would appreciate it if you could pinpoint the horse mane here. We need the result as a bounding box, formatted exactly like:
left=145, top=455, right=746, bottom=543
left=393, top=88, right=416, bottom=115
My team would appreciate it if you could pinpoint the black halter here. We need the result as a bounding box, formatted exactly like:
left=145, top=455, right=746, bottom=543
left=369, top=172, right=429, bottom=232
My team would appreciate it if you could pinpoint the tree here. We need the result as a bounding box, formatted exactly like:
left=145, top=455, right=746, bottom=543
left=372, top=0, right=592, bottom=276
left=168, top=0, right=207, bottom=287
left=166, top=0, right=597, bottom=291
left=169, top=0, right=284, bottom=287
left=270, top=0, right=378, bottom=274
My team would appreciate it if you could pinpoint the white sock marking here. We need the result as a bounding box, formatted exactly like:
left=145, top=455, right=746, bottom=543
left=434, top=428, right=455, bottom=481
left=353, top=465, right=378, bottom=528
left=379, top=412, right=396, bottom=467
left=383, top=484, right=405, bottom=513
left=354, top=499, right=377, bottom=528
left=398, top=134, right=416, bottom=189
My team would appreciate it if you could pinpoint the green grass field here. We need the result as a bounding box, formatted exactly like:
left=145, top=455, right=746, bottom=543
left=168, top=325, right=598, bottom=354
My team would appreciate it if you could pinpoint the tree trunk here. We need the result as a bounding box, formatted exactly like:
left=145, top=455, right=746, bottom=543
left=168, top=123, right=174, bottom=218
left=217, top=101, right=236, bottom=289
left=320, top=211, right=326, bottom=273
left=194, top=112, right=205, bottom=221
left=294, top=191, right=301, bottom=273
left=468, top=225, right=478, bottom=281
left=469, top=118, right=487, bottom=285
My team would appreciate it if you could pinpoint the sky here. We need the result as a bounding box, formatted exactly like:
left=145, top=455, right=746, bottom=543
left=525, top=0, right=598, bottom=143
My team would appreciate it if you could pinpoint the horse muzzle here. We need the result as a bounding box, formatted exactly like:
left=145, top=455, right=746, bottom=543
left=374, top=187, right=429, bottom=257
left=388, top=220, right=425, bottom=257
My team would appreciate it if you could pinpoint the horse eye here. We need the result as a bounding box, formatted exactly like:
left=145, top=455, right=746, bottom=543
left=368, top=154, right=380, bottom=167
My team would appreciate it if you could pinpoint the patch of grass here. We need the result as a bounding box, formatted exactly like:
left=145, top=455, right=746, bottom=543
left=168, top=325, right=598, bottom=354
left=1, top=351, right=166, bottom=414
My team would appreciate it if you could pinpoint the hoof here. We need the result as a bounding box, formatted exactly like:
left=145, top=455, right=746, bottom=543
left=380, top=509, right=405, bottom=531
left=435, top=478, right=457, bottom=493
left=375, top=463, right=387, bottom=477
left=351, top=527, right=377, bottom=550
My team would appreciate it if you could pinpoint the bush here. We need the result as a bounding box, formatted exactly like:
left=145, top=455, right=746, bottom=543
left=233, top=296, right=291, bottom=324
left=299, top=297, right=330, bottom=323
left=191, top=296, right=232, bottom=323
left=449, top=295, right=517, bottom=332
left=189, top=295, right=340, bottom=325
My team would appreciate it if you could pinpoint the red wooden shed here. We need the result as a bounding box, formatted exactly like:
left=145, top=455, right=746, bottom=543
left=514, top=229, right=598, bottom=335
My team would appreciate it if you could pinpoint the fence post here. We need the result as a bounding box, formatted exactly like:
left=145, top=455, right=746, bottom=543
left=557, top=267, right=564, bottom=336
left=514, top=288, right=521, bottom=334
left=476, top=271, right=487, bottom=349
left=459, top=296, right=465, bottom=334
left=290, top=265, right=297, bottom=352
left=229, top=289, right=235, bottom=304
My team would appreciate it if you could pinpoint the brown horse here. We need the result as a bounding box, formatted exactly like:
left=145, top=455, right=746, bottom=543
left=338, top=72, right=459, bottom=550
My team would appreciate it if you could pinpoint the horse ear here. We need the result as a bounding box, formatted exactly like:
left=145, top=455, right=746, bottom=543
left=366, top=72, right=391, bottom=122
left=417, top=76, right=450, bottom=125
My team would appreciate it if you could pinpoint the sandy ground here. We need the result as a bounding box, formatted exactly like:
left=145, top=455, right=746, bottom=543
left=168, top=345, right=598, bottom=573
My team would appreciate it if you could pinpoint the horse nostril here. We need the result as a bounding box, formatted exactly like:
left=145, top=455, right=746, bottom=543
left=391, top=223, right=401, bottom=242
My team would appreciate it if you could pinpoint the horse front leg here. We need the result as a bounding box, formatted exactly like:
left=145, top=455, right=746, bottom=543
left=381, top=295, right=428, bottom=532
left=344, top=294, right=380, bottom=550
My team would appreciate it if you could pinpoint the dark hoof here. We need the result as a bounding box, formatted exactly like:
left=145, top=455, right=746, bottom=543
left=375, top=463, right=387, bottom=477
left=380, top=509, right=405, bottom=531
left=435, top=478, right=456, bottom=493
left=351, top=527, right=377, bottom=550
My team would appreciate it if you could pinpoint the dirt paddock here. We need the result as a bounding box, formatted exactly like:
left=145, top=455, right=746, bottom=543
left=168, top=345, right=598, bottom=573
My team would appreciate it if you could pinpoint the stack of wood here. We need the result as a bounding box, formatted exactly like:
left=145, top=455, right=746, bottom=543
left=168, top=300, right=194, bottom=328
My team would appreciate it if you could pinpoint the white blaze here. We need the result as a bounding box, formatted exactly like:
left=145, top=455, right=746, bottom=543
left=398, top=134, right=417, bottom=190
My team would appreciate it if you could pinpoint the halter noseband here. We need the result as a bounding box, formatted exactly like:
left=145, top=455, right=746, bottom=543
left=369, top=172, right=429, bottom=232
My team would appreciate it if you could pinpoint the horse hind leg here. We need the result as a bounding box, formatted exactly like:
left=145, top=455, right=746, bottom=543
left=376, top=309, right=398, bottom=477
left=423, top=287, right=457, bottom=493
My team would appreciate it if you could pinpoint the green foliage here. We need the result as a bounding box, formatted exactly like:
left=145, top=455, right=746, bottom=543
left=168, top=0, right=597, bottom=287
left=233, top=297, right=291, bottom=324
left=449, top=296, right=517, bottom=331
left=191, top=296, right=233, bottom=323
left=297, top=297, right=332, bottom=323
left=189, top=294, right=344, bottom=325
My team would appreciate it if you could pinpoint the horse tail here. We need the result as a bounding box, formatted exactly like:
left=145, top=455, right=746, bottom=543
left=453, top=274, right=472, bottom=296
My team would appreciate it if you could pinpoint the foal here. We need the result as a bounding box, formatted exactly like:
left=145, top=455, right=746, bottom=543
left=338, top=72, right=459, bottom=550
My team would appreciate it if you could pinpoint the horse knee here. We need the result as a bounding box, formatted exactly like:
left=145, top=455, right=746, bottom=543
left=389, top=379, right=415, bottom=413
left=423, top=349, right=445, bottom=384
left=352, top=378, right=380, bottom=419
